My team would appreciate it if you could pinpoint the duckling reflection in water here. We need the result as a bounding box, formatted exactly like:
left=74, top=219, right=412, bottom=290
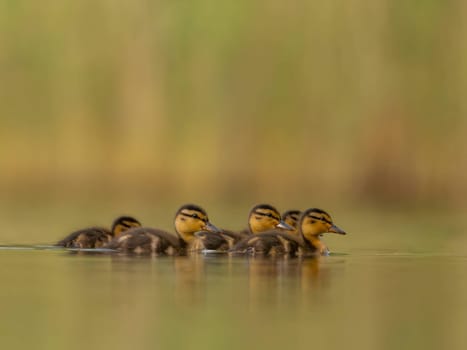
left=244, top=255, right=326, bottom=309
left=106, top=204, right=219, bottom=255
left=194, top=204, right=294, bottom=252
left=56, top=216, right=141, bottom=249
left=230, top=208, right=346, bottom=256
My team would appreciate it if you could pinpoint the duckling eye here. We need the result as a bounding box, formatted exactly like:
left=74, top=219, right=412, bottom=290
left=191, top=214, right=199, bottom=219
left=311, top=220, right=316, bottom=224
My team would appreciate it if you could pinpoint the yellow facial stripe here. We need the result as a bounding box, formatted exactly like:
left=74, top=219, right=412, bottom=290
left=180, top=210, right=207, bottom=222
left=122, top=220, right=140, bottom=227
left=254, top=209, right=280, bottom=221
left=309, top=214, right=332, bottom=225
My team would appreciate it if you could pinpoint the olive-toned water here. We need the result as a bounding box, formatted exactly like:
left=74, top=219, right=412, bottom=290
left=2, top=245, right=467, bottom=350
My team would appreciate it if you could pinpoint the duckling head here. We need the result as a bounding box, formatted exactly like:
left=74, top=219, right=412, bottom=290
left=299, top=208, right=346, bottom=248
left=174, top=204, right=220, bottom=243
left=248, top=204, right=294, bottom=234
left=111, top=216, right=142, bottom=237
left=282, top=210, right=301, bottom=233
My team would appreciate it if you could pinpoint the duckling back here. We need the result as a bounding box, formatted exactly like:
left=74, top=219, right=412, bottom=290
left=193, top=229, right=245, bottom=252
left=56, top=227, right=112, bottom=248
left=56, top=215, right=141, bottom=249
left=230, top=231, right=304, bottom=257
left=106, top=227, right=184, bottom=255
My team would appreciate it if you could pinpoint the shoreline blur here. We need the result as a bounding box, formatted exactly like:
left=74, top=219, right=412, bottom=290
left=1, top=1, right=466, bottom=242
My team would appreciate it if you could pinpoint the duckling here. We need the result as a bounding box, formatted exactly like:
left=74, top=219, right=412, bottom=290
left=106, top=204, right=219, bottom=255
left=193, top=204, right=294, bottom=252
left=281, top=209, right=301, bottom=234
left=248, top=204, right=294, bottom=234
left=230, top=208, right=346, bottom=256
left=56, top=216, right=141, bottom=249
left=298, top=208, right=346, bottom=255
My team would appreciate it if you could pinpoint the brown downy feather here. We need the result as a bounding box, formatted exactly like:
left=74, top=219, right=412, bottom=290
left=56, top=216, right=141, bottom=249
left=56, top=227, right=112, bottom=248
left=105, top=204, right=219, bottom=255
left=106, top=227, right=184, bottom=255
left=191, top=204, right=293, bottom=252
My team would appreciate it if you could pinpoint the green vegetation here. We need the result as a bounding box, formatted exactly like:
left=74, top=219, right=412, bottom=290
left=1, top=1, right=466, bottom=217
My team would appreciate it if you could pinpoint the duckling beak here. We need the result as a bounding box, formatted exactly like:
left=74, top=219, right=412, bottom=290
left=204, top=222, right=221, bottom=233
left=276, top=220, right=295, bottom=231
left=328, top=224, right=346, bottom=235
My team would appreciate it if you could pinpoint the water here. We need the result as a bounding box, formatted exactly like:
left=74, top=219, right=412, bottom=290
left=1, top=245, right=467, bottom=350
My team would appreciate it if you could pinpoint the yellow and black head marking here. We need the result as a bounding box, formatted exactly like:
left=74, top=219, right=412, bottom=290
left=174, top=204, right=220, bottom=244
left=230, top=208, right=346, bottom=257
left=248, top=204, right=294, bottom=234
left=111, top=216, right=142, bottom=237
left=282, top=210, right=301, bottom=233
left=298, top=208, right=346, bottom=254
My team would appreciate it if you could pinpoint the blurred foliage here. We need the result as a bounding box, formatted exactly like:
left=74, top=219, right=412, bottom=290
left=0, top=0, right=466, bottom=210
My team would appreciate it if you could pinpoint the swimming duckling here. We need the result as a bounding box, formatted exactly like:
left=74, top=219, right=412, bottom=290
left=56, top=216, right=141, bottom=249
left=106, top=204, right=219, bottom=255
left=193, top=204, right=294, bottom=252
left=297, top=208, right=346, bottom=255
left=230, top=208, right=346, bottom=256
left=248, top=204, right=294, bottom=234
left=281, top=210, right=301, bottom=234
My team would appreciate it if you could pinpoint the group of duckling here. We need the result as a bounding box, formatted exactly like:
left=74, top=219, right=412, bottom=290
left=56, top=204, right=346, bottom=257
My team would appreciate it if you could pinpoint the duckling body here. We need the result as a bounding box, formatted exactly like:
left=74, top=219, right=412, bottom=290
left=193, top=204, right=294, bottom=252
left=231, top=231, right=304, bottom=256
left=56, top=216, right=141, bottom=249
left=230, top=208, right=346, bottom=257
left=194, top=229, right=245, bottom=251
left=106, top=227, right=183, bottom=255
left=106, top=204, right=219, bottom=255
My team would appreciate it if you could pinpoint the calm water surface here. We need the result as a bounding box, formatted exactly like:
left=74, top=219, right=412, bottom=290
left=1, top=246, right=467, bottom=350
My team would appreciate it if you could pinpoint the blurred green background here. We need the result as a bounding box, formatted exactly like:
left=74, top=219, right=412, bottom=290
left=0, top=1, right=466, bottom=243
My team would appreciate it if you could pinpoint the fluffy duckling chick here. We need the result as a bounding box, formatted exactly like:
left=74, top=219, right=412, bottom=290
left=193, top=204, right=294, bottom=252
left=248, top=204, right=294, bottom=234
left=106, top=204, right=219, bottom=255
left=281, top=210, right=301, bottom=234
left=56, top=216, right=141, bottom=249
left=297, top=208, right=346, bottom=255
left=230, top=208, right=346, bottom=256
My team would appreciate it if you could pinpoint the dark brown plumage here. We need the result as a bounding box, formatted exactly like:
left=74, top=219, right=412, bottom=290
left=194, top=229, right=245, bottom=251
left=56, top=216, right=141, bottom=249
left=105, top=227, right=183, bottom=255
left=230, top=231, right=304, bottom=256
left=56, top=227, right=112, bottom=249
left=105, top=204, right=219, bottom=255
